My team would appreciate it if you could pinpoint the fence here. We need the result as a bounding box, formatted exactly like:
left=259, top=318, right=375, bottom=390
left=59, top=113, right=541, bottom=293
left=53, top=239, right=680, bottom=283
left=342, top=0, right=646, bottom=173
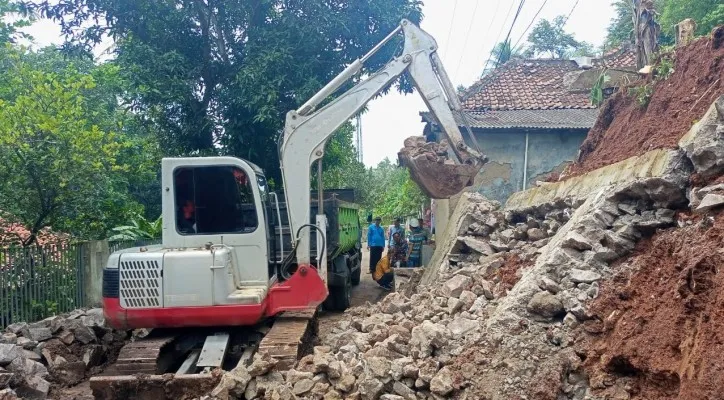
left=0, top=239, right=160, bottom=329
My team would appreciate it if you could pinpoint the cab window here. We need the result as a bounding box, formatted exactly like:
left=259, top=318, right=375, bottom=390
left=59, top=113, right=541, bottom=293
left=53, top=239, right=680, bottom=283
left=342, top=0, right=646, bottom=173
left=174, top=166, right=258, bottom=235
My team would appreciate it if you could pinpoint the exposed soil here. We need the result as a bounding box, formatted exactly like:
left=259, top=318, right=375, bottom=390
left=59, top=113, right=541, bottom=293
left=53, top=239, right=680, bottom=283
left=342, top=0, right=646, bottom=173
left=578, top=210, right=724, bottom=400
left=490, top=253, right=531, bottom=297
left=567, top=29, right=724, bottom=177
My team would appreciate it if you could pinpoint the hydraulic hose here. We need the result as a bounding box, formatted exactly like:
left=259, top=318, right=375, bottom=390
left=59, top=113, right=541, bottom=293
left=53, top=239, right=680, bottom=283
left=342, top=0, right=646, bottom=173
left=280, top=223, right=327, bottom=280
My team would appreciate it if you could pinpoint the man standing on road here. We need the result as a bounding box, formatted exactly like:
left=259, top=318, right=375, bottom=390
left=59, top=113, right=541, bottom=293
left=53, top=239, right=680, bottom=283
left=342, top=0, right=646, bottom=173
left=388, top=217, right=405, bottom=250
left=367, top=216, right=385, bottom=274
left=407, top=218, right=429, bottom=268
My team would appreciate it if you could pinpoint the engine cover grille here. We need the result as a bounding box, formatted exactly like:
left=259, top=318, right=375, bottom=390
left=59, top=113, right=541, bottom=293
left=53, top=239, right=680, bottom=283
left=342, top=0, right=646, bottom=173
left=119, top=254, right=164, bottom=309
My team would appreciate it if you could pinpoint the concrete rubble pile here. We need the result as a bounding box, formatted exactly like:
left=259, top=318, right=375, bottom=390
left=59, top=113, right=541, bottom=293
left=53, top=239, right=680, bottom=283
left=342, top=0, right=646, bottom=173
left=0, top=309, right=128, bottom=400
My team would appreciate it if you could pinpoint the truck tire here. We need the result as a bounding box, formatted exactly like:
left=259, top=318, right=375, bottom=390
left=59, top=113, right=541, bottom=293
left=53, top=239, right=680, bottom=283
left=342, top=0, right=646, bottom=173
left=351, top=264, right=361, bottom=286
left=326, top=274, right=352, bottom=311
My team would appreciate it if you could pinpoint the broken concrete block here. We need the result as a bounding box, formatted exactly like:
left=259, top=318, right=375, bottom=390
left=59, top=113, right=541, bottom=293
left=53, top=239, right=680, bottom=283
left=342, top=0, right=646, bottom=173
left=527, top=292, right=564, bottom=319
left=440, top=275, right=472, bottom=298
left=0, top=345, right=23, bottom=367
left=24, top=328, right=51, bottom=343
left=527, top=228, right=547, bottom=241
left=429, top=366, right=454, bottom=396
left=569, top=269, right=602, bottom=284
left=561, top=232, right=593, bottom=251
left=14, top=375, right=50, bottom=400
left=4, top=324, right=27, bottom=336
left=695, top=193, right=724, bottom=213
left=447, top=318, right=478, bottom=338
left=83, top=345, right=104, bottom=367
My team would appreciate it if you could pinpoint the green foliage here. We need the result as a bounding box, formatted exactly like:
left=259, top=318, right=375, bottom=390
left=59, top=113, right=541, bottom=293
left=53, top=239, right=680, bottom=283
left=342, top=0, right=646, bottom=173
left=32, top=0, right=423, bottom=185
left=590, top=69, right=611, bottom=107
left=0, top=0, right=32, bottom=44
left=110, top=213, right=162, bottom=241
left=525, top=16, right=586, bottom=59
left=571, top=41, right=596, bottom=57
left=0, top=46, right=146, bottom=244
left=628, top=83, right=654, bottom=107
left=699, top=4, right=724, bottom=32
left=653, top=52, right=675, bottom=81
left=660, top=0, right=723, bottom=36
left=360, top=158, right=426, bottom=222
left=606, top=0, right=723, bottom=47
left=492, top=39, right=520, bottom=68
left=314, top=123, right=366, bottom=193
left=605, top=0, right=636, bottom=48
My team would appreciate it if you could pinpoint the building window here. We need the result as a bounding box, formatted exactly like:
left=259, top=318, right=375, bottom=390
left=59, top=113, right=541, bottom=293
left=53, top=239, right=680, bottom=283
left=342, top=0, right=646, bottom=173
left=174, top=166, right=258, bottom=235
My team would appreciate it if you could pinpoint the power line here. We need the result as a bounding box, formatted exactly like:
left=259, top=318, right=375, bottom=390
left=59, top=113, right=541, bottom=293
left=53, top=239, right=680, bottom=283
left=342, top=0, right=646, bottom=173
left=452, top=0, right=481, bottom=81
left=480, top=0, right=517, bottom=77
left=500, top=0, right=527, bottom=51
left=474, top=0, right=503, bottom=69
left=512, top=0, right=549, bottom=50
left=563, top=0, right=580, bottom=25
left=442, top=0, right=459, bottom=59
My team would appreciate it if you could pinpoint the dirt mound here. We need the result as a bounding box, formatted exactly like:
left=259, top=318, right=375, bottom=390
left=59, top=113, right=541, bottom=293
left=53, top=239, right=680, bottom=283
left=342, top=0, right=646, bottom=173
left=568, top=29, right=724, bottom=177
left=578, top=211, right=724, bottom=400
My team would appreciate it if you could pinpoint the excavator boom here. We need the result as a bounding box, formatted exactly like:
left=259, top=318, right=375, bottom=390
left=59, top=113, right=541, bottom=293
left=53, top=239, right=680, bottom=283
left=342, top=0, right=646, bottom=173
left=280, top=18, right=487, bottom=263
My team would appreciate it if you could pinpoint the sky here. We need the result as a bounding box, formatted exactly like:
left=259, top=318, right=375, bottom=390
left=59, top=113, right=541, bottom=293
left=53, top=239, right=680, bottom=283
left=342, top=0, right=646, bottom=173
left=20, top=0, right=617, bottom=167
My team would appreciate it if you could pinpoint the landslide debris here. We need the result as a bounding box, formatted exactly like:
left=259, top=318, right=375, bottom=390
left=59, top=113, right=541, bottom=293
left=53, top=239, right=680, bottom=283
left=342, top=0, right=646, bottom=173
left=578, top=210, right=724, bottom=400
left=567, top=27, right=724, bottom=178
left=0, top=309, right=128, bottom=400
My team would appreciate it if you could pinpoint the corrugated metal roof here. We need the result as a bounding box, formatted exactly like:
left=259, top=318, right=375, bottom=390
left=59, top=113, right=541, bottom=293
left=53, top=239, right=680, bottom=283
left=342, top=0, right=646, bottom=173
left=421, top=109, right=598, bottom=130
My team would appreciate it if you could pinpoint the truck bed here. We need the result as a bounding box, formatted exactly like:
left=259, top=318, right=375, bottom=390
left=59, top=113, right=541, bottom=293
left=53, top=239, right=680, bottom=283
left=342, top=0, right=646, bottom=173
left=271, top=197, right=360, bottom=263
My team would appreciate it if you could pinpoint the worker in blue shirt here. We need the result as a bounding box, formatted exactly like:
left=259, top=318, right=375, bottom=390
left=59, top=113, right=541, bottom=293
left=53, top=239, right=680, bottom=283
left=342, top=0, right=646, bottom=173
left=367, top=216, right=385, bottom=274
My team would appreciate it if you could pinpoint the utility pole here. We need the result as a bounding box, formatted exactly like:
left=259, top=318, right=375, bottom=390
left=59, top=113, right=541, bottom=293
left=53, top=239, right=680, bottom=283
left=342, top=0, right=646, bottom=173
left=355, top=114, right=363, bottom=163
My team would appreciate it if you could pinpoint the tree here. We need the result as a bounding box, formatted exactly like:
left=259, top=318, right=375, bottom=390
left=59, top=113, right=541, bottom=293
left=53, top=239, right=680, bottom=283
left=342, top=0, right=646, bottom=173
left=0, top=0, right=32, bottom=44
left=360, top=158, right=426, bottom=222
left=526, top=16, right=582, bottom=59
left=659, top=0, right=724, bottom=36
left=32, top=0, right=424, bottom=185
left=0, top=46, right=144, bottom=245
left=605, top=0, right=636, bottom=48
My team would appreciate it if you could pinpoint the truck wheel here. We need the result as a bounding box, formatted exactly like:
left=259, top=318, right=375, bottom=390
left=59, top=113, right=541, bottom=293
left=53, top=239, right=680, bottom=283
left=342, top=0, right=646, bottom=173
left=351, top=265, right=361, bottom=286
left=331, top=274, right=352, bottom=311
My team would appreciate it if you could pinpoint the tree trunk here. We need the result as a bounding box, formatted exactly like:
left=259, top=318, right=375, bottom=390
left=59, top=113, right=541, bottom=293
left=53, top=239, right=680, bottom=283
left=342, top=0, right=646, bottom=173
left=633, top=0, right=660, bottom=69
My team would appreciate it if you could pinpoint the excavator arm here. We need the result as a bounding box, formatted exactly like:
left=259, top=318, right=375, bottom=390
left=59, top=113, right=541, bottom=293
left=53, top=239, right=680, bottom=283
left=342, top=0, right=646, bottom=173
left=279, top=19, right=487, bottom=265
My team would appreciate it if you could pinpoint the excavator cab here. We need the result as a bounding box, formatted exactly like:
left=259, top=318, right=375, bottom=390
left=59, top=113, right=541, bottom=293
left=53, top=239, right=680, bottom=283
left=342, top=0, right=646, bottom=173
left=101, top=157, right=327, bottom=331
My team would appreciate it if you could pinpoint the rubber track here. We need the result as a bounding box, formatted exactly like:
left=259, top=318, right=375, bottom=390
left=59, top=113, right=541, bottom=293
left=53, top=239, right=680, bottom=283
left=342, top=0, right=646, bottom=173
left=258, top=308, right=318, bottom=370
left=113, top=335, right=176, bottom=374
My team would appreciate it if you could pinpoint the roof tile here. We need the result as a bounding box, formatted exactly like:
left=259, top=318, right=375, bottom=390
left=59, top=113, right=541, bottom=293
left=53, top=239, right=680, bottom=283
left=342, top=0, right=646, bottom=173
left=461, top=47, right=636, bottom=112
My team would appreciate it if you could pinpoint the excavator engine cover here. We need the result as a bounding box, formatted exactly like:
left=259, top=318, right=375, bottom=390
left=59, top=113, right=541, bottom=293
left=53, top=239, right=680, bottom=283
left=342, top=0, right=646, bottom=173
left=398, top=137, right=482, bottom=199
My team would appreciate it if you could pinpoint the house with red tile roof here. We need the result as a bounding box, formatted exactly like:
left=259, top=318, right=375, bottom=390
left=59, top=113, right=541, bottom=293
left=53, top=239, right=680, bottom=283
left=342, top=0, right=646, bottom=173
left=421, top=46, right=637, bottom=203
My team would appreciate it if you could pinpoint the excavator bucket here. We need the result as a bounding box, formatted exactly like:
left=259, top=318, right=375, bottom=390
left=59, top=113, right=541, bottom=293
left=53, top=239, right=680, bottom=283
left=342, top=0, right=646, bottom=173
left=399, top=137, right=482, bottom=199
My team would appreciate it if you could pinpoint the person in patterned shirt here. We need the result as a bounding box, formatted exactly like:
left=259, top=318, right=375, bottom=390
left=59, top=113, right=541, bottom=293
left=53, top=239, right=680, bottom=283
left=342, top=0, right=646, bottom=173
left=388, top=232, right=408, bottom=267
